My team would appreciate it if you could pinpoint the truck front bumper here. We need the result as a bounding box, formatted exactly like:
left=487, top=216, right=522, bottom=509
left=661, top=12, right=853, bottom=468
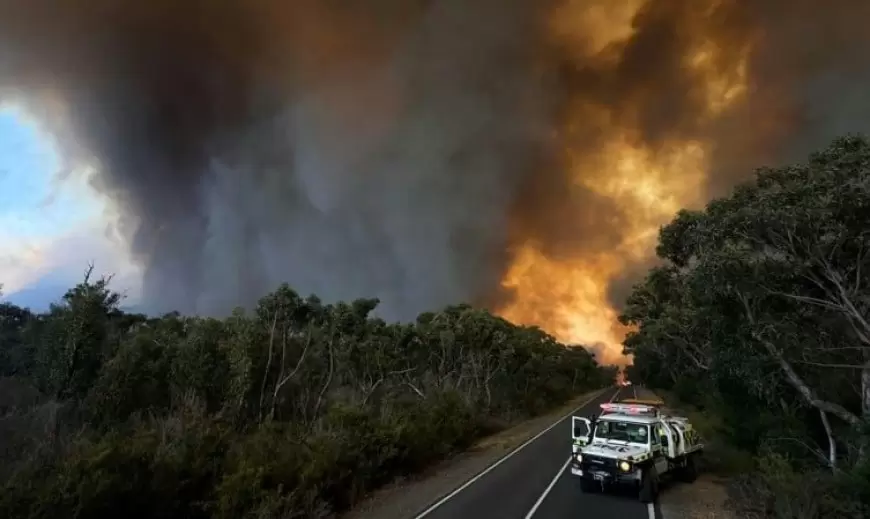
left=570, top=460, right=641, bottom=485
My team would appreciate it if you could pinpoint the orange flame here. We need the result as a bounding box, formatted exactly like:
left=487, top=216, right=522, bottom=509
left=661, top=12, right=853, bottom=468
left=498, top=0, right=751, bottom=366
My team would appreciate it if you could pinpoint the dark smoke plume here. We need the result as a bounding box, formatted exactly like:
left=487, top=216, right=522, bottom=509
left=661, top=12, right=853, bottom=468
left=1, top=0, right=869, bottom=327
left=1, top=0, right=557, bottom=317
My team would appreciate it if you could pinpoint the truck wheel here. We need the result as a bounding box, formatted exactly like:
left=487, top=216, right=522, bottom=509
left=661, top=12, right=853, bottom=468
left=579, top=478, right=597, bottom=493
left=638, top=466, right=659, bottom=503
left=678, top=454, right=698, bottom=483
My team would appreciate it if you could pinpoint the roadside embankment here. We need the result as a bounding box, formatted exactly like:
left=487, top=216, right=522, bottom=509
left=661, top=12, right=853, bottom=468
left=343, top=387, right=611, bottom=519
left=651, top=390, right=748, bottom=519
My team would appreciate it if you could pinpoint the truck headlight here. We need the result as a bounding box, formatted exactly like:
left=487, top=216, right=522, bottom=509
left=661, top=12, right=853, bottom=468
left=574, top=454, right=583, bottom=463
left=618, top=461, right=631, bottom=472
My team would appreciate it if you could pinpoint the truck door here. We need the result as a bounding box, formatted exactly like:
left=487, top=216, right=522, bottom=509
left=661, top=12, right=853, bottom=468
left=572, top=416, right=592, bottom=448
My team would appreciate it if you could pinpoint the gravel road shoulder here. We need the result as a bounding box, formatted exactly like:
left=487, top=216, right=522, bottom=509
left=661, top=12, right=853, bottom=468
left=659, top=474, right=735, bottom=519
left=651, top=389, right=737, bottom=519
left=342, top=388, right=608, bottom=519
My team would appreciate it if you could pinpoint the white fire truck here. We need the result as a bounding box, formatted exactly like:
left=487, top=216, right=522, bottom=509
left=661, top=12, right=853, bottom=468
left=570, top=399, right=703, bottom=503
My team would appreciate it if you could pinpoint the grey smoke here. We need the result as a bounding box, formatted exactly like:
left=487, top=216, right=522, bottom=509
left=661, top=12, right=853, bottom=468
left=0, top=0, right=556, bottom=318
left=1, top=0, right=869, bottom=326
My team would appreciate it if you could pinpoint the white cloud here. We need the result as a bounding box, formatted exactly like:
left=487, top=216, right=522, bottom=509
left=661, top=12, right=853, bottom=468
left=1, top=219, right=141, bottom=305
left=0, top=236, right=50, bottom=294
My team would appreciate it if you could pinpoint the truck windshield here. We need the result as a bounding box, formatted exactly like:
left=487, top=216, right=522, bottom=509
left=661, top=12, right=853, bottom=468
left=595, top=420, right=649, bottom=444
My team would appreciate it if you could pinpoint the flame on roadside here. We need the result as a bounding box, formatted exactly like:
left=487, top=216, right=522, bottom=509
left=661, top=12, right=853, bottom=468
left=498, top=0, right=752, bottom=366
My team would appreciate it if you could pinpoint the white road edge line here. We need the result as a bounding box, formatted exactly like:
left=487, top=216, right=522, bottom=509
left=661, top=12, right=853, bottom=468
left=523, top=456, right=571, bottom=518
left=411, top=386, right=614, bottom=518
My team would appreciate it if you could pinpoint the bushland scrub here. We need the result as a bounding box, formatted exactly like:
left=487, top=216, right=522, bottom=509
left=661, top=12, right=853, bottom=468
left=0, top=273, right=614, bottom=518
left=624, top=136, right=870, bottom=518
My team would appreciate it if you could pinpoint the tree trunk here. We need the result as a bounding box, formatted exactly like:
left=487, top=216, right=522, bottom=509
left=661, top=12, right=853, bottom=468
left=862, top=351, right=870, bottom=420
left=860, top=351, right=870, bottom=462
left=819, top=410, right=837, bottom=471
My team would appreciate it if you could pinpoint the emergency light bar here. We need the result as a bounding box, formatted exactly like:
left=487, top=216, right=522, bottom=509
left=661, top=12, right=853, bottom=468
left=600, top=402, right=659, bottom=416
left=619, top=398, right=664, bottom=407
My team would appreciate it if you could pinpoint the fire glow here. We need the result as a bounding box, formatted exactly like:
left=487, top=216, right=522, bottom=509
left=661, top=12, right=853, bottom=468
left=497, top=0, right=752, bottom=366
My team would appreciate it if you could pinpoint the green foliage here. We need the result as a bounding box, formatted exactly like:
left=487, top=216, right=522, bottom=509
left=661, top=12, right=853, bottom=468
left=0, top=273, right=610, bottom=517
left=730, top=451, right=868, bottom=519
left=0, top=302, right=34, bottom=377
left=1, top=398, right=228, bottom=519
left=30, top=267, right=122, bottom=400
left=624, top=135, right=870, bottom=517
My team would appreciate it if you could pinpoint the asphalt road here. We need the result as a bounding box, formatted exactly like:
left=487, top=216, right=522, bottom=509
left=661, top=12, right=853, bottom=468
left=411, top=385, right=662, bottom=519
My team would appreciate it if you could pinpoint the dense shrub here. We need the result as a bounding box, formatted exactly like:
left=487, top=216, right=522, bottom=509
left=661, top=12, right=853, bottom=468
left=624, top=136, right=870, bottom=517
left=0, top=274, right=613, bottom=518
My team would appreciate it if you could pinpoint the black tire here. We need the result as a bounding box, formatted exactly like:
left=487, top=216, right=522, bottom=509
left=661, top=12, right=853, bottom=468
left=678, top=454, right=698, bottom=483
left=638, top=466, right=659, bottom=503
left=579, top=477, right=597, bottom=493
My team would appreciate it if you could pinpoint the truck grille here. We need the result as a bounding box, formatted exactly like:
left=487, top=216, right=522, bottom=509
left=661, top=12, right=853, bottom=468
left=582, top=455, right=617, bottom=471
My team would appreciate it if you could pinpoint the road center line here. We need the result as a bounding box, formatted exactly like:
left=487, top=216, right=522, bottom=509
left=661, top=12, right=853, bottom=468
left=523, top=456, right=571, bottom=518
left=524, top=386, right=619, bottom=519
left=648, top=503, right=656, bottom=519
left=411, top=387, right=611, bottom=518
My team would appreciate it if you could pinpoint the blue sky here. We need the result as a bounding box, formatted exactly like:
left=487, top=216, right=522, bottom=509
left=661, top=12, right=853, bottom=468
left=0, top=105, right=140, bottom=310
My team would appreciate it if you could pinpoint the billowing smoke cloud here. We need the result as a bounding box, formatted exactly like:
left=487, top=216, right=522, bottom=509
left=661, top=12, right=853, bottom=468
left=705, top=0, right=870, bottom=194
left=1, top=0, right=869, bottom=358
left=0, top=0, right=558, bottom=317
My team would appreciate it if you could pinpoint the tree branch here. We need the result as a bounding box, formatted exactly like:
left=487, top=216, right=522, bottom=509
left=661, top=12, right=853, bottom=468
left=819, top=409, right=837, bottom=471
left=312, top=334, right=335, bottom=421
left=794, top=360, right=865, bottom=369
left=767, top=290, right=844, bottom=312
left=768, top=436, right=831, bottom=469
left=258, top=309, right=279, bottom=422
left=406, top=381, right=425, bottom=398
left=739, top=292, right=862, bottom=426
